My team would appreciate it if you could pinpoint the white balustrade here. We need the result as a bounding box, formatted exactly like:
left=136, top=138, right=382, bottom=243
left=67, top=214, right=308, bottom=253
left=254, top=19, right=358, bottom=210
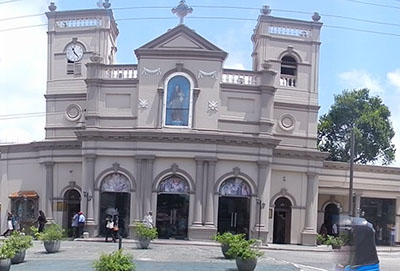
left=222, top=70, right=259, bottom=85
left=268, top=25, right=310, bottom=38
left=104, top=65, right=138, bottom=79
left=280, top=75, right=296, bottom=87
left=56, top=18, right=102, bottom=28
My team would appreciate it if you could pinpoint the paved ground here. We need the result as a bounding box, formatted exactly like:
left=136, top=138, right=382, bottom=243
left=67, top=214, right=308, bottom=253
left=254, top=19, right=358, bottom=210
left=6, top=239, right=400, bottom=271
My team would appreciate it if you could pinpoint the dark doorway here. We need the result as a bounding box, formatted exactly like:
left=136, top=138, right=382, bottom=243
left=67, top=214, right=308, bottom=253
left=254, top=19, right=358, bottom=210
left=156, top=194, right=189, bottom=239
left=63, top=189, right=81, bottom=237
left=217, top=197, right=250, bottom=238
left=324, top=203, right=339, bottom=236
left=99, top=192, right=130, bottom=237
left=273, top=197, right=292, bottom=244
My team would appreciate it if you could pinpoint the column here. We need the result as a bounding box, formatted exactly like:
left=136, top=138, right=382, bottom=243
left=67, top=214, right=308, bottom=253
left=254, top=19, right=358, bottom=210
left=256, top=161, right=271, bottom=231
left=354, top=193, right=362, bottom=217
left=302, top=172, right=319, bottom=245
left=204, top=160, right=216, bottom=226
left=84, top=154, right=96, bottom=223
left=143, top=158, right=155, bottom=214
left=192, top=159, right=204, bottom=226
left=44, top=162, right=54, bottom=221
left=396, top=197, right=400, bottom=243
left=135, top=158, right=143, bottom=221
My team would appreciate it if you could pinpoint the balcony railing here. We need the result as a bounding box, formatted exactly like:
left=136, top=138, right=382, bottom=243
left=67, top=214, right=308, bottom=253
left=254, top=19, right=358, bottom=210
left=280, top=75, right=296, bottom=87
left=104, top=65, right=138, bottom=79
left=268, top=25, right=310, bottom=38
left=221, top=70, right=259, bottom=85
left=56, top=18, right=102, bottom=28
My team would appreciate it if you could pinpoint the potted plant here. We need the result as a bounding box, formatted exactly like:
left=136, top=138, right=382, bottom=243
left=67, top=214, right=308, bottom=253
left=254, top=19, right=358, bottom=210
left=7, top=231, right=33, bottom=264
left=93, top=249, right=135, bottom=271
left=133, top=222, right=158, bottom=249
left=227, top=238, right=263, bottom=271
left=325, top=235, right=345, bottom=250
left=213, top=232, right=245, bottom=259
left=37, top=223, right=64, bottom=253
left=0, top=241, right=16, bottom=271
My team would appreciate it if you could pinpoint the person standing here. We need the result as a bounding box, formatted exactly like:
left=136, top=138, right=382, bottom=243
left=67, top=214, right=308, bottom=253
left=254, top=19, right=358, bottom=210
left=143, top=211, right=154, bottom=228
left=2, top=212, right=15, bottom=237
left=78, top=211, right=86, bottom=238
left=37, top=210, right=47, bottom=233
left=71, top=212, right=79, bottom=239
left=105, top=215, right=116, bottom=242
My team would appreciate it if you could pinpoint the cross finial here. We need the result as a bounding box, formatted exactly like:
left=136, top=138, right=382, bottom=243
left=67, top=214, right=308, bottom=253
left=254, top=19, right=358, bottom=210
left=172, top=0, right=193, bottom=25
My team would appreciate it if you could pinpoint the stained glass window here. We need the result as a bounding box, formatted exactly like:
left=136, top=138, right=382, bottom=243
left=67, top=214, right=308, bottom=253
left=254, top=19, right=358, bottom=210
left=219, top=177, right=251, bottom=196
left=101, top=173, right=130, bottom=193
left=158, top=176, right=189, bottom=193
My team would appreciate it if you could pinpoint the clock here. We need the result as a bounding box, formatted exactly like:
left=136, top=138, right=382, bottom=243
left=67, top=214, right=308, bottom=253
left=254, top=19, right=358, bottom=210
left=66, top=43, right=84, bottom=62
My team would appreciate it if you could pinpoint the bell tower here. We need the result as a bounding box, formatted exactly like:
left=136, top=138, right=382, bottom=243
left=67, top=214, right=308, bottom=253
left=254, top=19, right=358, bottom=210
left=44, top=2, right=119, bottom=139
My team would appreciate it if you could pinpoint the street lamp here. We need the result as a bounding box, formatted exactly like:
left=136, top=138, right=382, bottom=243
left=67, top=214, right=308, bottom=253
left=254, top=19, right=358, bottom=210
left=256, top=198, right=266, bottom=240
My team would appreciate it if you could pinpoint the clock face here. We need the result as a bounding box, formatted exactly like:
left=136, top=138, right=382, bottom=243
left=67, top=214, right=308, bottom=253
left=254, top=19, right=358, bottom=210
left=66, top=43, right=84, bottom=62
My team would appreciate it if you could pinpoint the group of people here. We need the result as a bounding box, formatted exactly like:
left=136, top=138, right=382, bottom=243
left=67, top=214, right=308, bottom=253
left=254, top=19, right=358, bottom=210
left=2, top=210, right=47, bottom=237
left=71, top=211, right=86, bottom=239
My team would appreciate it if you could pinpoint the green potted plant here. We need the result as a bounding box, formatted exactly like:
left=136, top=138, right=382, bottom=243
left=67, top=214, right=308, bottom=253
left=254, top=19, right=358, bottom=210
left=227, top=238, right=263, bottom=271
left=0, top=241, right=16, bottom=271
left=7, top=231, right=33, bottom=264
left=213, top=232, right=245, bottom=259
left=37, top=223, right=64, bottom=253
left=93, top=249, right=135, bottom=271
left=133, top=222, right=158, bottom=249
left=325, top=235, right=345, bottom=250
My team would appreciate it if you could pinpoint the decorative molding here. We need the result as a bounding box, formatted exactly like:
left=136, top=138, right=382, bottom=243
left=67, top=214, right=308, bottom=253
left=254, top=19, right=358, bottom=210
left=198, top=70, right=218, bottom=79
left=138, top=98, right=149, bottom=109
left=171, top=163, right=179, bottom=174
left=207, top=101, right=218, bottom=113
left=141, top=67, right=161, bottom=76
left=278, top=113, right=296, bottom=132
left=112, top=162, right=120, bottom=173
left=269, top=189, right=298, bottom=207
left=233, top=167, right=240, bottom=177
left=65, top=104, right=82, bottom=122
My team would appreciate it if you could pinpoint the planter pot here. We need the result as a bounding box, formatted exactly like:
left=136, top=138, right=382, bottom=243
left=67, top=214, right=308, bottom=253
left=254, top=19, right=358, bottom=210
left=137, top=237, right=151, bottom=249
left=235, top=258, right=258, bottom=271
left=221, top=244, right=234, bottom=259
left=0, top=259, right=11, bottom=271
left=43, top=240, right=61, bottom=253
left=11, top=249, right=26, bottom=264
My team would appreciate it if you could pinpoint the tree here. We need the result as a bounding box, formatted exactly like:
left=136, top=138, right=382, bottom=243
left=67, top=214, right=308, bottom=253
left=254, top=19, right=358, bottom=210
left=318, top=88, right=395, bottom=165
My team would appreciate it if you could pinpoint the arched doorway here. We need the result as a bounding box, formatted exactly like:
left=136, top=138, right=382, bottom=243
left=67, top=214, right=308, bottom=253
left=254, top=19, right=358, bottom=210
left=273, top=197, right=292, bottom=244
left=156, top=175, right=190, bottom=239
left=217, top=177, right=251, bottom=237
left=99, top=173, right=131, bottom=237
left=324, top=203, right=339, bottom=236
left=63, top=189, right=81, bottom=237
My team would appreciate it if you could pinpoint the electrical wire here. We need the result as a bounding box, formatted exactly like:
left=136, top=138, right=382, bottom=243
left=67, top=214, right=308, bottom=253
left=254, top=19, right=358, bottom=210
left=0, top=0, right=23, bottom=4
left=0, top=13, right=43, bottom=22
left=341, top=0, right=400, bottom=10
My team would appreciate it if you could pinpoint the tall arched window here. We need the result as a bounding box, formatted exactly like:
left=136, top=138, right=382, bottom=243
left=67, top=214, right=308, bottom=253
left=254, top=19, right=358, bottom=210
left=280, top=55, right=297, bottom=87
left=164, top=74, right=193, bottom=128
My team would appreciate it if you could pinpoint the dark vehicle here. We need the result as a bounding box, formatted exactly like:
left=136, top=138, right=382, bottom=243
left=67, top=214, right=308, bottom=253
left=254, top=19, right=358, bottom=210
left=336, top=217, right=379, bottom=271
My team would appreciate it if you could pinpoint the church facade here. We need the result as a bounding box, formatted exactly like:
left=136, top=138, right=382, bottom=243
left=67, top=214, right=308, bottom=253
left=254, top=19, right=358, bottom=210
left=1, top=3, right=400, bottom=245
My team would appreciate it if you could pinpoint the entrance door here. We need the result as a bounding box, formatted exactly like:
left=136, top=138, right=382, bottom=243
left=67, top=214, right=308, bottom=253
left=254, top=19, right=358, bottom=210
left=273, top=197, right=292, bottom=244
left=63, top=189, right=81, bottom=237
left=217, top=197, right=250, bottom=237
left=156, top=194, right=189, bottom=239
left=99, top=192, right=130, bottom=237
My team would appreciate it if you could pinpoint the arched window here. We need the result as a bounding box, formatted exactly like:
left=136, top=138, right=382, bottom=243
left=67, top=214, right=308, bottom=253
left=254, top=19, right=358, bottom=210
left=280, top=55, right=297, bottom=87
left=219, top=177, right=251, bottom=197
left=101, top=173, right=130, bottom=193
left=158, top=175, right=189, bottom=194
left=164, top=74, right=192, bottom=127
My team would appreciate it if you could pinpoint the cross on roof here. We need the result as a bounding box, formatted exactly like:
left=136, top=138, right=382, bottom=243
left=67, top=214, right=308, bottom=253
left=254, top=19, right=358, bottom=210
left=172, top=0, right=193, bottom=25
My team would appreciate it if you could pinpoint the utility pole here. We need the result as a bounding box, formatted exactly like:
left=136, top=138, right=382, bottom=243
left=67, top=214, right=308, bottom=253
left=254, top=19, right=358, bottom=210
left=349, top=128, right=355, bottom=217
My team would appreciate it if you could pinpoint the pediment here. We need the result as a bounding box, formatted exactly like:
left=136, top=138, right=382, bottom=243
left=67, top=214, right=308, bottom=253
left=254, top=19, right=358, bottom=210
left=135, top=24, right=227, bottom=60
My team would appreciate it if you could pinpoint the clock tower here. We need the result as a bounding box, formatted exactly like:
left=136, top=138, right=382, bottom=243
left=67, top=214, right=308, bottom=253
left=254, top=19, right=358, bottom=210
left=44, top=3, right=119, bottom=139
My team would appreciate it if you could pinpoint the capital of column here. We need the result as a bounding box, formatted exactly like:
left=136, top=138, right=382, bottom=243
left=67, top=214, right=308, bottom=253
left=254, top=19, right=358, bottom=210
left=135, top=155, right=156, bottom=161
left=84, top=153, right=97, bottom=161
left=194, top=156, right=218, bottom=162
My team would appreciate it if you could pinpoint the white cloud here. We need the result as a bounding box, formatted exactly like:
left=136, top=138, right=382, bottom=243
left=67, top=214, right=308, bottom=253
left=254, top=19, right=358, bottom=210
left=0, top=0, right=48, bottom=143
left=338, top=70, right=384, bottom=94
left=387, top=69, right=400, bottom=91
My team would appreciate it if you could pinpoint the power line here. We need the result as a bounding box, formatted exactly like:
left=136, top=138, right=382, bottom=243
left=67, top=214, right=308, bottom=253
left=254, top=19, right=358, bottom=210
left=0, top=13, right=43, bottom=22
left=342, top=0, right=400, bottom=10
left=324, top=25, right=400, bottom=37
left=0, top=0, right=23, bottom=4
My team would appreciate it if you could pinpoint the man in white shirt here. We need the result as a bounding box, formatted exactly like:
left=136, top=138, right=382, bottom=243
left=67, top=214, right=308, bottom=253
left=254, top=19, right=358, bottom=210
left=78, top=211, right=86, bottom=238
left=143, top=211, right=154, bottom=228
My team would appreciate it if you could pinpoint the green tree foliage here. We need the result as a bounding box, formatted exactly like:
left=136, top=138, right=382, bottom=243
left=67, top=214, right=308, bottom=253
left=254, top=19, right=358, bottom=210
left=318, top=88, right=395, bottom=165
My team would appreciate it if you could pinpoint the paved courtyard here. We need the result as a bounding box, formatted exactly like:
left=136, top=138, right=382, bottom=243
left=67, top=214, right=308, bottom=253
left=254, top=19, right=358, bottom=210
left=11, top=240, right=299, bottom=271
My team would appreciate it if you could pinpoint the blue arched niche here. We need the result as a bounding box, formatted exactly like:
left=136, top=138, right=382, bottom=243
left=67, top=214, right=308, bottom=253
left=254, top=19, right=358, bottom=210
left=165, top=75, right=191, bottom=127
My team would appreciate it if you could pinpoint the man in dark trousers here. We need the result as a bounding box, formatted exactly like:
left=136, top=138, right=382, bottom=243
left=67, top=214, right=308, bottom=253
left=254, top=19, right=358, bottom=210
left=78, top=211, right=86, bottom=238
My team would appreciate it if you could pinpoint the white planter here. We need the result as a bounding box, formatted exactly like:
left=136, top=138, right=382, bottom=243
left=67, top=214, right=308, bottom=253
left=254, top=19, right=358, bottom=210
left=236, top=258, right=258, bottom=271
left=44, top=240, right=61, bottom=253
left=11, top=249, right=26, bottom=264
left=0, top=259, right=11, bottom=271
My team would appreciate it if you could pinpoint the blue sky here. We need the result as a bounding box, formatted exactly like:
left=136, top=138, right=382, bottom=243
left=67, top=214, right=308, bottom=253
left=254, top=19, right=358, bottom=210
left=1, top=0, right=400, bottom=165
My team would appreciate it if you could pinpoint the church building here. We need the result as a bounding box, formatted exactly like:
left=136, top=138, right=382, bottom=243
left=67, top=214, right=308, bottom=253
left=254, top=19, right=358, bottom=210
left=1, top=2, right=400, bottom=245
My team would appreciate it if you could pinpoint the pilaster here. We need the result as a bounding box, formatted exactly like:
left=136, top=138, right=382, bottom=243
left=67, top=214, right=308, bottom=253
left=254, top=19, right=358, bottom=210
left=301, top=172, right=318, bottom=245
left=44, top=161, right=55, bottom=221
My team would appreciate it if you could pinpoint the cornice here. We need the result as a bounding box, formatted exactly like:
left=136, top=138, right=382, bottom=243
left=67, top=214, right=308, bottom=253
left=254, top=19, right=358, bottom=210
left=0, top=140, right=82, bottom=154
left=323, top=161, right=400, bottom=174
left=135, top=49, right=227, bottom=61
left=274, top=147, right=328, bottom=160
left=274, top=101, right=320, bottom=112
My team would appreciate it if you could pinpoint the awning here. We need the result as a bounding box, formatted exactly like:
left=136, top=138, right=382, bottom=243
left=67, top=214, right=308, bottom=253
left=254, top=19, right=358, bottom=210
left=9, top=190, right=39, bottom=199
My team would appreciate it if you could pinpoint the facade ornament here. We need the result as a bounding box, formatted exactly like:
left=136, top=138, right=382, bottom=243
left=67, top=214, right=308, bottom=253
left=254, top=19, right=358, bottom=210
left=141, top=67, right=162, bottom=76
left=207, top=101, right=218, bottom=113
left=312, top=12, right=321, bottom=22
left=112, top=162, right=120, bottom=173
left=198, top=70, right=218, bottom=79
left=89, top=53, right=103, bottom=63
left=138, top=98, right=149, bottom=109
left=103, top=0, right=111, bottom=9
left=171, top=163, right=179, bottom=174
left=261, top=5, right=271, bottom=15
left=281, top=188, right=287, bottom=196
left=48, top=2, right=57, bottom=12
left=233, top=167, right=240, bottom=177
left=172, top=0, right=193, bottom=25
left=69, top=181, right=76, bottom=188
